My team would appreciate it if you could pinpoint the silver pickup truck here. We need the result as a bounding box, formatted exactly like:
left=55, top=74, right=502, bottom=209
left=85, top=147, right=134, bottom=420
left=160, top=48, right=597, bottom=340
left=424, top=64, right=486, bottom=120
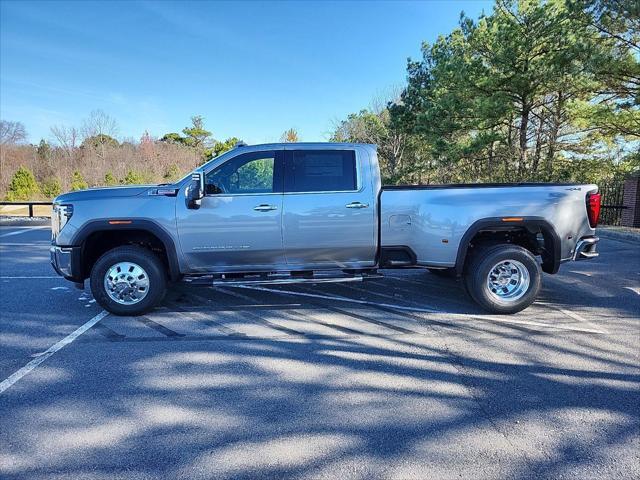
left=51, top=142, right=601, bottom=316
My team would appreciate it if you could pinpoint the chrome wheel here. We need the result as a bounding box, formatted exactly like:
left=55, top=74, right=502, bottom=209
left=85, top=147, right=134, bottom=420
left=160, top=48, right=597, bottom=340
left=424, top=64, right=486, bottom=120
left=104, top=262, right=150, bottom=305
left=486, top=259, right=530, bottom=303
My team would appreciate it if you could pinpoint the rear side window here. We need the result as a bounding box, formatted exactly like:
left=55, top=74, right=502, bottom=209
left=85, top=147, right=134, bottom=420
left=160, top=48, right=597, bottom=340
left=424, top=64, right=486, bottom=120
left=285, top=150, right=357, bottom=193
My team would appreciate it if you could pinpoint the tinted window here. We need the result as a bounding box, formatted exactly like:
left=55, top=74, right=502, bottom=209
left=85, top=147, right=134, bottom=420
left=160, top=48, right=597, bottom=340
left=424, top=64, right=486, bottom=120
left=206, top=152, right=275, bottom=194
left=286, top=150, right=356, bottom=192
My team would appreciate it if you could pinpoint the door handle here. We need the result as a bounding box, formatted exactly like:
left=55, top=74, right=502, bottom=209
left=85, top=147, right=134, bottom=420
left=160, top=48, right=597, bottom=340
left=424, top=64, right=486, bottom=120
left=253, top=204, right=278, bottom=212
left=346, top=202, right=369, bottom=209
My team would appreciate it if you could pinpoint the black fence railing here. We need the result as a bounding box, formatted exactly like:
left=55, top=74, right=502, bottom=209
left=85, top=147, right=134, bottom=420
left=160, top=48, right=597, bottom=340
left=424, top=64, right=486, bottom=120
left=0, top=201, right=53, bottom=217
left=599, top=182, right=627, bottom=226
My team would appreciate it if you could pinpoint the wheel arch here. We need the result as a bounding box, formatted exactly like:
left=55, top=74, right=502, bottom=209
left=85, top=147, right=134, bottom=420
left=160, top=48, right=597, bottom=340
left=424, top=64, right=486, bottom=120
left=455, top=216, right=561, bottom=276
left=71, top=219, right=181, bottom=281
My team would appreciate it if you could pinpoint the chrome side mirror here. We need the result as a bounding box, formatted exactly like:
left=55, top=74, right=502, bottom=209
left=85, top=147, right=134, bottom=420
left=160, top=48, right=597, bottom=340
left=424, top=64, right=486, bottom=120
left=187, top=172, right=204, bottom=209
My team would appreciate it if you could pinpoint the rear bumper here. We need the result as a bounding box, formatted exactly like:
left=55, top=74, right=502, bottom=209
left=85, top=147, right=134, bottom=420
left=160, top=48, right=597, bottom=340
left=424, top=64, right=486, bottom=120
left=50, top=246, right=83, bottom=282
left=573, top=236, right=599, bottom=261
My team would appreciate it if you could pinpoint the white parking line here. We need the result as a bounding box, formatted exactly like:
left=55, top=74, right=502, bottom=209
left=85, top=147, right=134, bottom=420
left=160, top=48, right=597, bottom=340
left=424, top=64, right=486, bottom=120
left=0, top=276, right=61, bottom=279
left=236, top=286, right=607, bottom=334
left=537, top=302, right=609, bottom=334
left=0, top=226, right=49, bottom=238
left=234, top=285, right=441, bottom=313
left=0, top=310, right=109, bottom=395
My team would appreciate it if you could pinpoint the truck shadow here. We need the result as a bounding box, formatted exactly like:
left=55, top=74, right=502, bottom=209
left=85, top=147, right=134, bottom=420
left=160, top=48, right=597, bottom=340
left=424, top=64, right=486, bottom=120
left=2, top=325, right=638, bottom=479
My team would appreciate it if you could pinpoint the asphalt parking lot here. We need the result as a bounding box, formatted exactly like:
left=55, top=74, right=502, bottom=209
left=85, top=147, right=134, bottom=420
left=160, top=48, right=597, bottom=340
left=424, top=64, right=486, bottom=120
left=0, top=225, right=638, bottom=479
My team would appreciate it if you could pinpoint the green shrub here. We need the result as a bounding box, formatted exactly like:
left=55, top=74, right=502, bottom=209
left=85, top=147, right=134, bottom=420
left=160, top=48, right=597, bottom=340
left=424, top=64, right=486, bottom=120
left=104, top=172, right=118, bottom=186
left=41, top=177, right=62, bottom=198
left=122, top=169, right=146, bottom=185
left=5, top=167, right=40, bottom=201
left=163, top=164, right=181, bottom=182
left=70, top=170, right=88, bottom=191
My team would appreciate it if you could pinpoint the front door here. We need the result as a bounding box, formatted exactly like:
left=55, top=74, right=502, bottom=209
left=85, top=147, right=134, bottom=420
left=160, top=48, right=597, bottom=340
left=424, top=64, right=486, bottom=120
left=176, top=150, right=285, bottom=272
left=282, top=148, right=376, bottom=268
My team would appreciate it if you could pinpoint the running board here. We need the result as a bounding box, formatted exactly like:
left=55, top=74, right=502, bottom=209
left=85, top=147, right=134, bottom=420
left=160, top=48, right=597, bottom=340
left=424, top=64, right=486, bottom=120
left=183, top=272, right=383, bottom=287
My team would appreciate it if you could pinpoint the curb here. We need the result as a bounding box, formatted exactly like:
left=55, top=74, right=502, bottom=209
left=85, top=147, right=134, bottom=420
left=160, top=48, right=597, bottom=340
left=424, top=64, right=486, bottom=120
left=0, top=217, right=51, bottom=227
left=598, top=228, right=640, bottom=244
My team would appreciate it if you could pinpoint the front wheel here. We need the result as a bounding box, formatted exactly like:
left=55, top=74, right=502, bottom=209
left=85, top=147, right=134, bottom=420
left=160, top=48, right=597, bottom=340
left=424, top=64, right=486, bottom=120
left=90, top=246, right=167, bottom=316
left=464, top=244, right=541, bottom=314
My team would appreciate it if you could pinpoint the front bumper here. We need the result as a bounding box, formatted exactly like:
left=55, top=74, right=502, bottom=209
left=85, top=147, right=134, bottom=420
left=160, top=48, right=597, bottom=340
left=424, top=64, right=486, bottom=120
left=573, top=236, right=599, bottom=261
left=50, top=246, right=83, bottom=282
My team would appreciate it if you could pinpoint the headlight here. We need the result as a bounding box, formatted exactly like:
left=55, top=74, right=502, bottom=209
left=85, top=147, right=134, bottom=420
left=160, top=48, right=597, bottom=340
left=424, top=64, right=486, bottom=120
left=52, top=204, right=73, bottom=242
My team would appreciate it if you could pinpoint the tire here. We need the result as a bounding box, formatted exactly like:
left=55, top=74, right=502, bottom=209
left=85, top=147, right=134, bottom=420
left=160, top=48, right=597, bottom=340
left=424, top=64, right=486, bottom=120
left=463, top=244, right=541, bottom=314
left=90, top=246, right=167, bottom=316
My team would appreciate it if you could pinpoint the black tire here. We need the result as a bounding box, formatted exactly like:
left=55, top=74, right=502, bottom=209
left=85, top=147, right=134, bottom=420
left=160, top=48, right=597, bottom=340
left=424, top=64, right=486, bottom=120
left=463, top=244, right=541, bottom=314
left=90, top=246, right=167, bottom=316
left=427, top=267, right=455, bottom=278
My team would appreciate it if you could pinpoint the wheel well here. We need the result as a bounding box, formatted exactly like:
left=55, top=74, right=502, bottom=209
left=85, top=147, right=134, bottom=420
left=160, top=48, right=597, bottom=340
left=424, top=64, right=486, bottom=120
left=457, top=222, right=560, bottom=275
left=80, top=229, right=171, bottom=280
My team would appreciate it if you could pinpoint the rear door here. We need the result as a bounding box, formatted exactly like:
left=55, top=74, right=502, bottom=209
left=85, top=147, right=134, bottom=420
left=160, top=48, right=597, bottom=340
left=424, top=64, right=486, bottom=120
left=282, top=147, right=376, bottom=268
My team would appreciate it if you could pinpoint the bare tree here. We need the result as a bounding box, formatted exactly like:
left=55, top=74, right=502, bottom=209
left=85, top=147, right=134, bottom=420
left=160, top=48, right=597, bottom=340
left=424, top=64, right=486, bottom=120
left=81, top=109, right=118, bottom=141
left=50, top=124, right=79, bottom=158
left=0, top=120, right=27, bottom=145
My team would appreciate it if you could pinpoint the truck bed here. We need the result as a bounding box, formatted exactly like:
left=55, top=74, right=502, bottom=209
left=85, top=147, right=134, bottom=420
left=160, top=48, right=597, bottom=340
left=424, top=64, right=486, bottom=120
left=380, top=183, right=597, bottom=268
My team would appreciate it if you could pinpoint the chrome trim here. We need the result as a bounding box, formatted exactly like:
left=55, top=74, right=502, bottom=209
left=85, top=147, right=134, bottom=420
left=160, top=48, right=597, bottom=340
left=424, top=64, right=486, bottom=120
left=104, top=261, right=150, bottom=305
left=211, top=274, right=382, bottom=286
left=346, top=202, right=369, bottom=209
left=50, top=246, right=73, bottom=277
left=573, top=236, right=599, bottom=261
left=486, top=259, right=530, bottom=303
left=253, top=204, right=278, bottom=212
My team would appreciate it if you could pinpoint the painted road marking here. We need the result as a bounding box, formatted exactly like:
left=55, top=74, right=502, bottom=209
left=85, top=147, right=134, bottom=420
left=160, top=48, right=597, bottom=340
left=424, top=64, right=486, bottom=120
left=624, top=286, right=640, bottom=296
left=0, top=227, right=49, bottom=238
left=0, top=310, right=109, bottom=395
left=0, top=276, right=61, bottom=279
left=537, top=302, right=609, bottom=334
left=234, top=285, right=441, bottom=313
left=236, top=285, right=607, bottom=334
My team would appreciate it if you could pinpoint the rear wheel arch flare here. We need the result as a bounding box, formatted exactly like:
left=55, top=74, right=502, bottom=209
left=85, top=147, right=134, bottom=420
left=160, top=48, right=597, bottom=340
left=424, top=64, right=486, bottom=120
left=455, top=217, right=561, bottom=275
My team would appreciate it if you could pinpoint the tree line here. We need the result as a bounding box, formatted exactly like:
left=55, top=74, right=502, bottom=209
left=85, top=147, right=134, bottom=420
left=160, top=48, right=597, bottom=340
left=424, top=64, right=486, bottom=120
left=332, top=0, right=639, bottom=185
left=1, top=0, right=637, bottom=200
left=0, top=112, right=298, bottom=200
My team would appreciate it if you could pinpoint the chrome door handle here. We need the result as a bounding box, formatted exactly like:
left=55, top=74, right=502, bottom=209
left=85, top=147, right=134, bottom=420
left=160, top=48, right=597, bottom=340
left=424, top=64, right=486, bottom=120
left=253, top=204, right=278, bottom=212
left=346, top=202, right=369, bottom=209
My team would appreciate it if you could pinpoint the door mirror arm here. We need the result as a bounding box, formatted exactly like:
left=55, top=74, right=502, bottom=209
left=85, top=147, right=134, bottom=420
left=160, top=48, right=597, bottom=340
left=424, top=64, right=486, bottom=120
left=187, top=172, right=205, bottom=209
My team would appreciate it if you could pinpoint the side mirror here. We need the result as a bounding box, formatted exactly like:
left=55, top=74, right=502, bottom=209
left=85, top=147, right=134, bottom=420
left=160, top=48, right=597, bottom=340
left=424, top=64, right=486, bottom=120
left=187, top=172, right=204, bottom=209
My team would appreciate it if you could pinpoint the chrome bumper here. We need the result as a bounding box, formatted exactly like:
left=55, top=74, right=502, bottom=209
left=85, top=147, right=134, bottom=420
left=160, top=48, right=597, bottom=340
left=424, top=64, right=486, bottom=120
left=573, top=236, right=599, bottom=261
left=50, top=246, right=74, bottom=278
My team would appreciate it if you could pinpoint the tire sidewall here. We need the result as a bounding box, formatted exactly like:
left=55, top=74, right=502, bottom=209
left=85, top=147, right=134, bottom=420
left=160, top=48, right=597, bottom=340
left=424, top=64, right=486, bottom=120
left=90, top=247, right=166, bottom=316
left=470, top=245, right=541, bottom=314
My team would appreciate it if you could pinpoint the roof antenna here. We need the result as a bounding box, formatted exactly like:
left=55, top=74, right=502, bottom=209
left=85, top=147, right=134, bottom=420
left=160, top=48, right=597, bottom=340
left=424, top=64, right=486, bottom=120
left=235, top=141, right=248, bottom=148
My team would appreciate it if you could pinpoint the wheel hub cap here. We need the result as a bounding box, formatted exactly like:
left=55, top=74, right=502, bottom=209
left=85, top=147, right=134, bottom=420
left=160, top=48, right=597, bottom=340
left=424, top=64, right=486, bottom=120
left=486, top=259, right=530, bottom=303
left=104, top=262, right=150, bottom=305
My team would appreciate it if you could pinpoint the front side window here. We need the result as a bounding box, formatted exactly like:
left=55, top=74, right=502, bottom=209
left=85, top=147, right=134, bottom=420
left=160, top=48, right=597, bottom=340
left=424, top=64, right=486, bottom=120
left=206, top=151, right=276, bottom=195
left=285, top=150, right=356, bottom=193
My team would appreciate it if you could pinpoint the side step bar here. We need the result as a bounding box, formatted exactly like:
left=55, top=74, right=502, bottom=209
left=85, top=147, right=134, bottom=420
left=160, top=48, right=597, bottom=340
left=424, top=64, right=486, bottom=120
left=183, top=271, right=383, bottom=287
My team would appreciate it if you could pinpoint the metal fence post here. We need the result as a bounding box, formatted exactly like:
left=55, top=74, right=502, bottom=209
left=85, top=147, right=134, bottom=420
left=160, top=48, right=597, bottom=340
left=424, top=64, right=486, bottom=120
left=622, top=175, right=640, bottom=228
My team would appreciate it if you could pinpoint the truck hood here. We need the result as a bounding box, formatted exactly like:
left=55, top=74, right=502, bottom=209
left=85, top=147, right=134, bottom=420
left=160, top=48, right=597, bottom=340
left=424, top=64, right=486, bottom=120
left=54, top=185, right=155, bottom=203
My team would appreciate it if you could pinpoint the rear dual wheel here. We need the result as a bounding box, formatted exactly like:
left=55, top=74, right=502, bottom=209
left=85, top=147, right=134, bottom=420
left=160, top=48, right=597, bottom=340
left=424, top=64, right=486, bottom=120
left=463, top=244, right=541, bottom=314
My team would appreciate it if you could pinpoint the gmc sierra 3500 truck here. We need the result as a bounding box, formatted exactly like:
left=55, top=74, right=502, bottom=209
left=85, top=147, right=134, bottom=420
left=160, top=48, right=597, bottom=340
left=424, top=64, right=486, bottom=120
left=50, top=142, right=601, bottom=316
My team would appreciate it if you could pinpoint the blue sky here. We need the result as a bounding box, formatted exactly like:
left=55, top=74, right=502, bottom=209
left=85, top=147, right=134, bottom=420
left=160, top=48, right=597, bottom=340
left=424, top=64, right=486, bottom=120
left=1, top=0, right=492, bottom=144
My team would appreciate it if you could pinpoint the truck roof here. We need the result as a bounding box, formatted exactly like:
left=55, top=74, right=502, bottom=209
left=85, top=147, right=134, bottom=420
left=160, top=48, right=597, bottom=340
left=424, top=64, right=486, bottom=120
left=236, top=142, right=375, bottom=149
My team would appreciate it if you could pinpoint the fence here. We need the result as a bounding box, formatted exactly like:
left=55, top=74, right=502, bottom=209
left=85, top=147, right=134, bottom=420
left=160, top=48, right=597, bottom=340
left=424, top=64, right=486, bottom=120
left=598, top=182, right=627, bottom=226
left=0, top=201, right=53, bottom=217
